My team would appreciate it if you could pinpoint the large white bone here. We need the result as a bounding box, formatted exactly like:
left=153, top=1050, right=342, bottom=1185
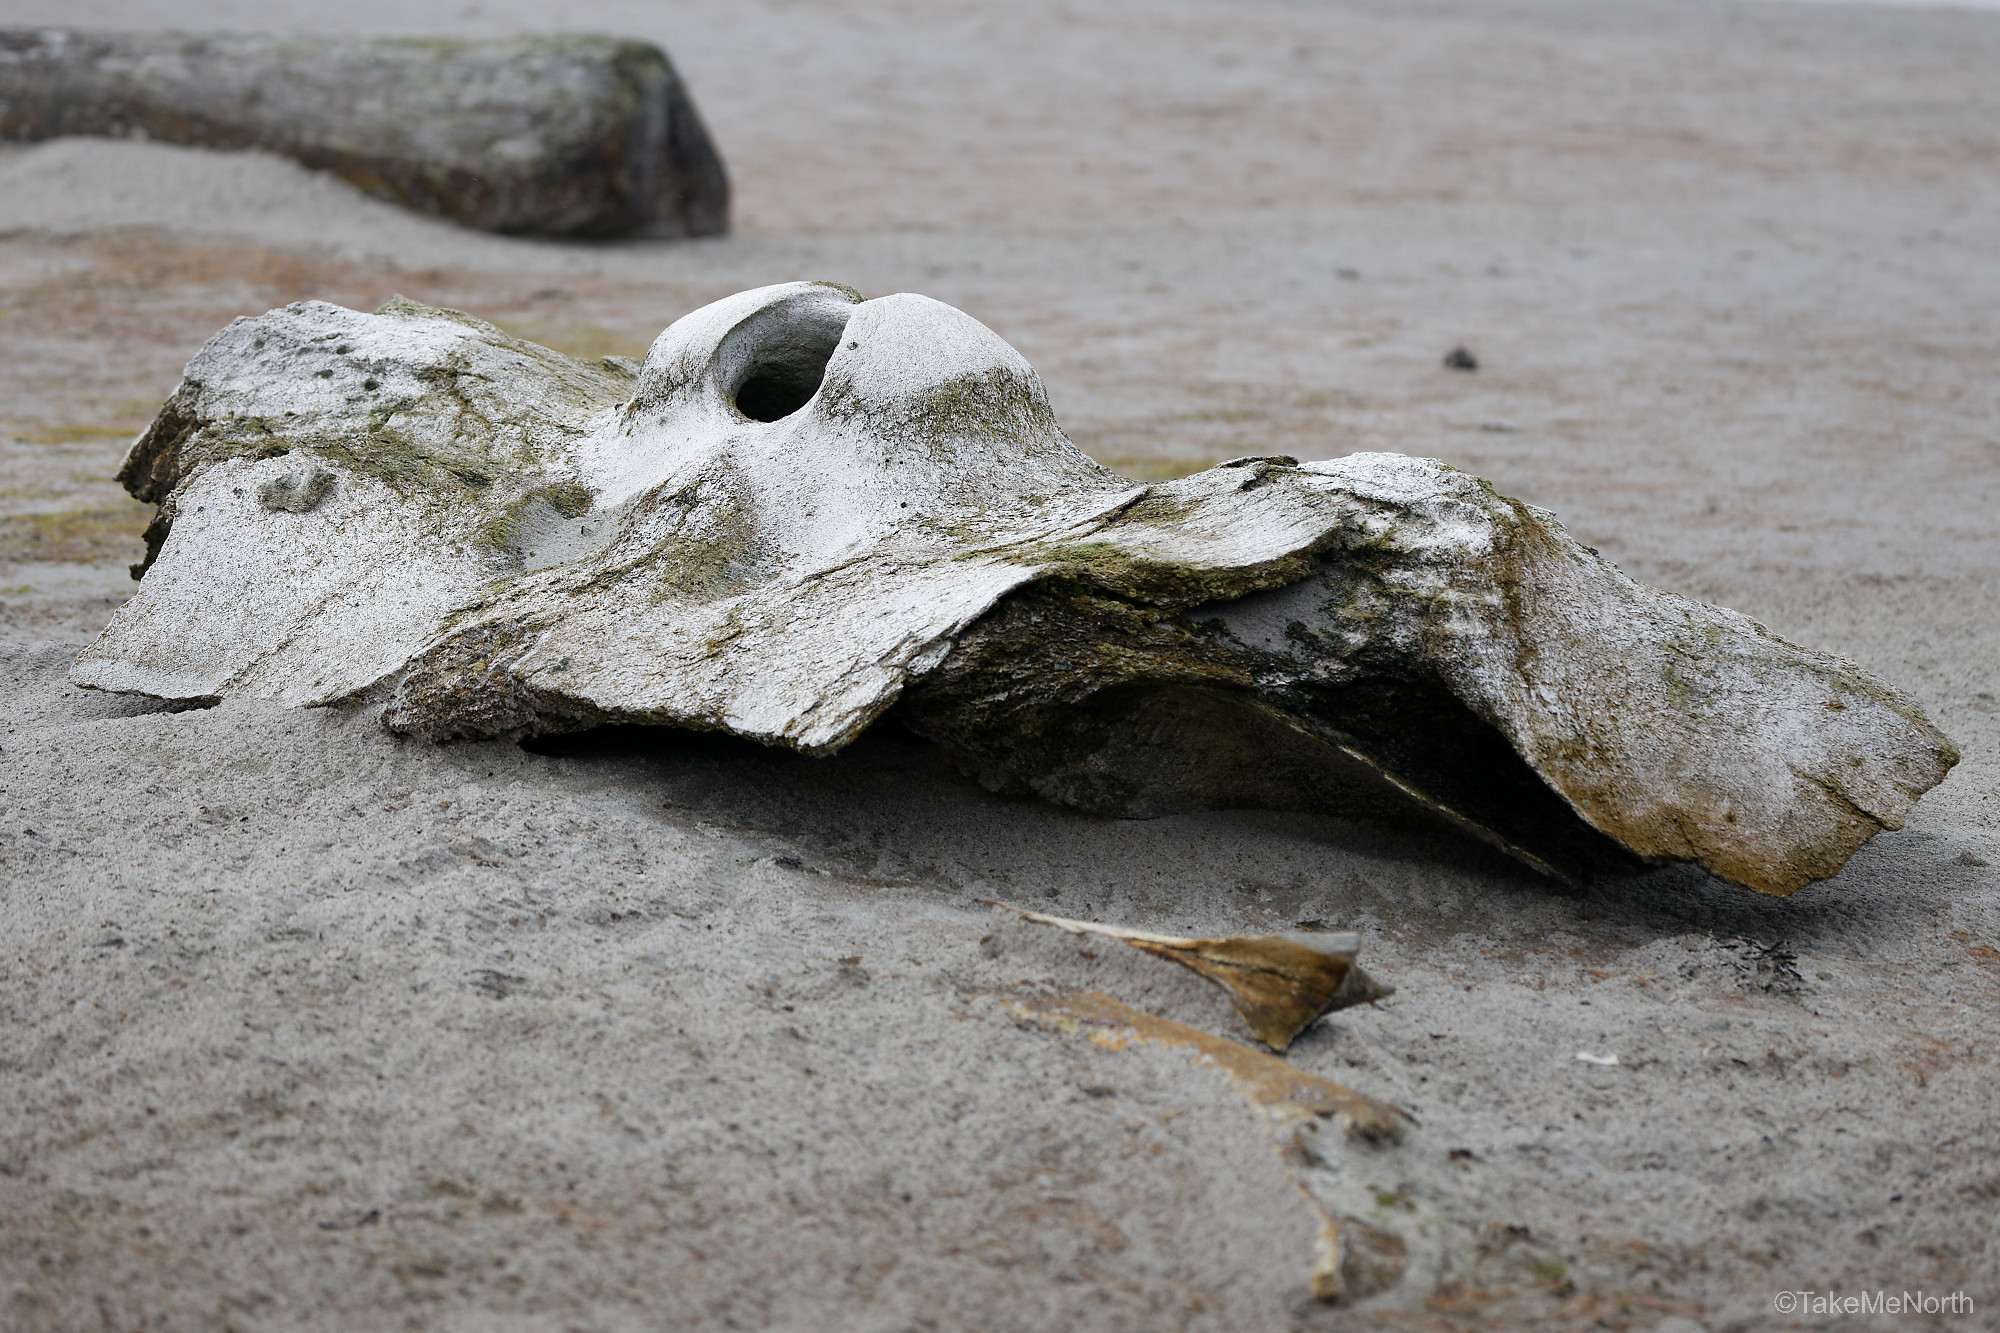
left=73, top=283, right=1958, bottom=895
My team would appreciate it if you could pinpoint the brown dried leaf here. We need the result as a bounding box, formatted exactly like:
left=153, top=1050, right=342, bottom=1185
left=997, top=904, right=1394, bottom=1050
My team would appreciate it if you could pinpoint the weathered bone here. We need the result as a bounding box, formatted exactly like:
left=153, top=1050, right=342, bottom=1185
left=0, top=29, right=727, bottom=237
left=71, top=282, right=1959, bottom=895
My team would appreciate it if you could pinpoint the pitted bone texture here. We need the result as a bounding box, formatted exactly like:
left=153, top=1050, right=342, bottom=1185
left=0, top=29, right=728, bottom=237
left=71, top=283, right=1959, bottom=895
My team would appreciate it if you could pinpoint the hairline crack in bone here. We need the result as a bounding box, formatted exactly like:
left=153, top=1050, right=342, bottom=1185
left=70, top=282, right=1959, bottom=896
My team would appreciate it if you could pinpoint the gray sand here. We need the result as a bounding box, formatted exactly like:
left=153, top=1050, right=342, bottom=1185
left=2, top=1, right=1997, bottom=1329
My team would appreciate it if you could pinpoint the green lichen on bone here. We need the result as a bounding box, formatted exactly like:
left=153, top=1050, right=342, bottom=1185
left=258, top=467, right=334, bottom=513
left=999, top=536, right=1321, bottom=610
left=471, top=486, right=560, bottom=561
left=117, top=297, right=637, bottom=576
left=909, top=367, right=1062, bottom=444
left=543, top=483, right=596, bottom=519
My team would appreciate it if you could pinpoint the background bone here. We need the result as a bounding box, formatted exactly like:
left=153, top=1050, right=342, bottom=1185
left=0, top=29, right=729, bottom=237
left=1, top=0, right=1998, bottom=1329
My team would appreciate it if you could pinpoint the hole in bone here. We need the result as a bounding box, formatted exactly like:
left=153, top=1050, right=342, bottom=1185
left=734, top=358, right=828, bottom=421
left=725, top=300, right=851, bottom=422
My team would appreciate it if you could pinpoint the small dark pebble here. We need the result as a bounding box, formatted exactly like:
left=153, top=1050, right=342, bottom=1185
left=317, top=1209, right=381, bottom=1231
left=1443, top=346, right=1479, bottom=371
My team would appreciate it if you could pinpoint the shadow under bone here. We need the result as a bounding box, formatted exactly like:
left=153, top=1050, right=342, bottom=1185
left=19, top=627, right=1946, bottom=963
left=517, top=714, right=1942, bottom=959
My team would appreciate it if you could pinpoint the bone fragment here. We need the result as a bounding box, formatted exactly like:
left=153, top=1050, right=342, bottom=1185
left=71, top=282, right=1959, bottom=895
left=0, top=29, right=727, bottom=237
left=996, top=903, right=1392, bottom=1050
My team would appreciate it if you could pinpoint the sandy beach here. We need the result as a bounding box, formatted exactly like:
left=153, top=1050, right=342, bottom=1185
left=2, top=1, right=1997, bottom=1329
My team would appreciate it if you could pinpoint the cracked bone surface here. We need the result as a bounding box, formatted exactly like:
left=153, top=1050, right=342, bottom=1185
left=0, top=29, right=728, bottom=238
left=72, top=282, right=1958, bottom=895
